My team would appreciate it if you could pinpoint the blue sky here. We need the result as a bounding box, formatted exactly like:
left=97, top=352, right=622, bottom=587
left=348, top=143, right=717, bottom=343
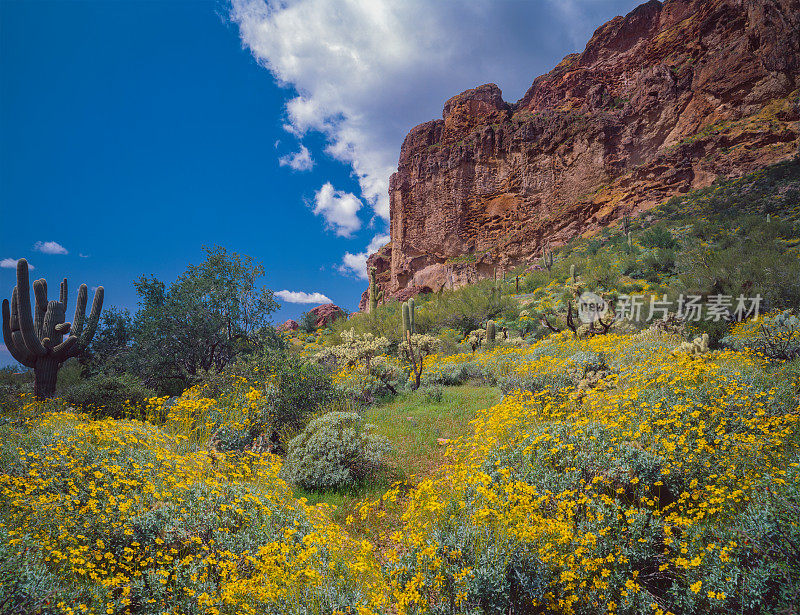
left=1, top=0, right=641, bottom=366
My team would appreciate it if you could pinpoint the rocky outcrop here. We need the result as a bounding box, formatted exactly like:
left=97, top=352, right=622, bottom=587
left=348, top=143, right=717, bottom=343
left=308, top=303, right=346, bottom=328
left=372, top=0, right=800, bottom=301
left=277, top=319, right=299, bottom=332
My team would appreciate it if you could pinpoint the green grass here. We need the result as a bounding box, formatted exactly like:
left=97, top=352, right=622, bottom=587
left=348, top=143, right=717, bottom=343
left=365, top=384, right=502, bottom=480
left=294, top=384, right=502, bottom=533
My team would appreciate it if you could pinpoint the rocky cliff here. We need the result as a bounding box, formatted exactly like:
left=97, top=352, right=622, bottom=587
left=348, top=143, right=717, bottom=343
left=366, top=0, right=800, bottom=305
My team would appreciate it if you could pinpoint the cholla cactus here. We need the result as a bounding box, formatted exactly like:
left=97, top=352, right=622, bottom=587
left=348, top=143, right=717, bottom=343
left=2, top=259, right=103, bottom=399
left=399, top=332, right=439, bottom=390
left=466, top=329, right=487, bottom=351
left=673, top=333, right=710, bottom=357
left=322, top=329, right=390, bottom=372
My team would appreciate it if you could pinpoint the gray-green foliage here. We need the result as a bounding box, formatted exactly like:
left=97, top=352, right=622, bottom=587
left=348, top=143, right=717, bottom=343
left=568, top=351, right=609, bottom=375
left=62, top=373, right=156, bottom=420
left=721, top=310, right=800, bottom=361
left=281, top=412, right=391, bottom=490
left=421, top=385, right=444, bottom=403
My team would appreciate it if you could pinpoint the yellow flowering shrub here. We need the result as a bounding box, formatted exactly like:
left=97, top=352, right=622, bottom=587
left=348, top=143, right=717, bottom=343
left=379, top=331, right=800, bottom=614
left=0, top=402, right=386, bottom=614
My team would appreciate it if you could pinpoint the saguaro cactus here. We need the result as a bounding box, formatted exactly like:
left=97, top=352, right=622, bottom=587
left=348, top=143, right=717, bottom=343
left=368, top=267, right=383, bottom=313
left=486, top=320, right=496, bottom=344
left=401, top=299, right=416, bottom=338
left=541, top=243, right=554, bottom=271
left=2, top=259, right=103, bottom=399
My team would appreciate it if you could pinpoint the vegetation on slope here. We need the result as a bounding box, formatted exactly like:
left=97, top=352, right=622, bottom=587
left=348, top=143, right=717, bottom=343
left=1, top=158, right=799, bottom=614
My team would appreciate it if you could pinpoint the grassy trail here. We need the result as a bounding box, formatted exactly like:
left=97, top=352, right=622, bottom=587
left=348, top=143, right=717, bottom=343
left=295, top=384, right=502, bottom=543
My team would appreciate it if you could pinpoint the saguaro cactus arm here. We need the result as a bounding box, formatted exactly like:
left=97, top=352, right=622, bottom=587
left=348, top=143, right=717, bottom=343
left=2, top=295, right=35, bottom=367
left=71, top=284, right=88, bottom=338
left=33, top=279, right=48, bottom=338
left=59, top=278, right=68, bottom=310
left=16, top=260, right=47, bottom=356
left=67, top=285, right=103, bottom=357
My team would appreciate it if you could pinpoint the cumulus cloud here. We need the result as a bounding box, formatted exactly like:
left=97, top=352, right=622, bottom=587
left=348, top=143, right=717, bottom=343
left=279, top=144, right=314, bottom=171
left=1, top=258, right=33, bottom=270
left=275, top=290, right=332, bottom=304
left=313, top=182, right=363, bottom=237
left=33, top=241, right=68, bottom=255
left=339, top=233, right=390, bottom=280
left=231, top=0, right=640, bottom=223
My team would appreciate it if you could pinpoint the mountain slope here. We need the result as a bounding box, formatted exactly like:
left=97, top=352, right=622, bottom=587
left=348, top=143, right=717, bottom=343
left=365, top=0, right=800, bottom=307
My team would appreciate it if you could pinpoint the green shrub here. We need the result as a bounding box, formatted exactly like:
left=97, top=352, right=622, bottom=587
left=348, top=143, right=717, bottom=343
left=281, top=411, right=391, bottom=490
left=0, top=367, right=33, bottom=415
left=299, top=310, right=318, bottom=333
left=639, top=224, right=677, bottom=249
left=421, top=385, right=444, bottom=403
left=721, top=311, right=800, bottom=360
left=61, top=374, right=156, bottom=419
left=228, top=351, right=341, bottom=439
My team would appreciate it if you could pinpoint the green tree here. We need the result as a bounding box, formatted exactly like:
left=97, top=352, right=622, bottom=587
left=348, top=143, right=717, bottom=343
left=130, top=246, right=279, bottom=393
left=82, top=306, right=134, bottom=376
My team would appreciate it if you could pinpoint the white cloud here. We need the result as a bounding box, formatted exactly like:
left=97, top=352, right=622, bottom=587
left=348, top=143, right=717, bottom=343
left=313, top=182, right=363, bottom=237
left=279, top=144, right=314, bottom=171
left=230, top=1, right=568, bottom=221
left=79, top=253, right=90, bottom=258
left=1, top=258, right=33, bottom=270
left=231, top=0, right=640, bottom=232
left=275, top=290, right=332, bottom=304
left=33, top=241, right=68, bottom=255
left=339, top=233, right=390, bottom=280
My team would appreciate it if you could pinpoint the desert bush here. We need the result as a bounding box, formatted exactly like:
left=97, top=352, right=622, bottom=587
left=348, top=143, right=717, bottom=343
left=639, top=224, right=677, bottom=249
left=299, top=310, right=319, bottom=333
left=328, top=300, right=403, bottom=343
left=331, top=356, right=405, bottom=405
left=721, top=311, right=800, bottom=360
left=0, top=367, right=32, bottom=414
left=282, top=411, right=391, bottom=490
left=61, top=373, right=156, bottom=419
left=414, top=281, right=514, bottom=336
left=241, top=351, right=339, bottom=437
left=0, top=407, right=386, bottom=614
left=0, top=527, right=65, bottom=615
left=421, top=385, right=444, bottom=403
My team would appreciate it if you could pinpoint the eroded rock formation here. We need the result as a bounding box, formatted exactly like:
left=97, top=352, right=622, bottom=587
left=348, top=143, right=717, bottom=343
left=367, top=0, right=800, bottom=302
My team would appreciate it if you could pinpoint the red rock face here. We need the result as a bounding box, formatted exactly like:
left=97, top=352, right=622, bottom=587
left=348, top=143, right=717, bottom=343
left=276, top=319, right=299, bottom=332
left=308, top=303, right=346, bottom=328
left=374, top=0, right=800, bottom=300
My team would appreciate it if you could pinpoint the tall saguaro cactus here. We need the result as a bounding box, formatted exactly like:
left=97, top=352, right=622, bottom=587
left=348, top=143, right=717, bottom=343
left=401, top=299, right=416, bottom=338
left=2, top=259, right=104, bottom=399
left=368, top=267, right=383, bottom=313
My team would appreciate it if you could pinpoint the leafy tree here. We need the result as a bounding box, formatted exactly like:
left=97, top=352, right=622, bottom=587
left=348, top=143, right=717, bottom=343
left=82, top=306, right=134, bottom=376
left=129, top=246, right=279, bottom=393
left=299, top=310, right=318, bottom=334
